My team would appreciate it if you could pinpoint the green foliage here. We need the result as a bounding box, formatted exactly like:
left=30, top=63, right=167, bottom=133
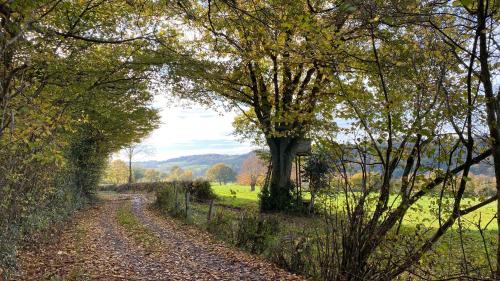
left=154, top=180, right=214, bottom=217
left=0, top=0, right=498, bottom=279
left=188, top=180, right=217, bottom=202
left=259, top=183, right=273, bottom=211
left=0, top=0, right=161, bottom=275
left=104, top=182, right=172, bottom=193
left=234, top=212, right=280, bottom=254
left=303, top=153, right=330, bottom=193
left=167, top=1, right=345, bottom=212
left=104, top=160, right=129, bottom=185
left=268, top=232, right=315, bottom=276
left=232, top=111, right=266, bottom=146
left=67, top=127, right=109, bottom=196
left=169, top=0, right=336, bottom=139
left=262, top=181, right=303, bottom=214
left=206, top=210, right=233, bottom=240
left=156, top=185, right=178, bottom=213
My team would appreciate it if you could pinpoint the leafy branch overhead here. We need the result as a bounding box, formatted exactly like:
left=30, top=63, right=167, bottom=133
left=1, top=0, right=500, bottom=281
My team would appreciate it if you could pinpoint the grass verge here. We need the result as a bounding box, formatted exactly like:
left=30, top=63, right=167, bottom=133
left=116, top=203, right=160, bottom=252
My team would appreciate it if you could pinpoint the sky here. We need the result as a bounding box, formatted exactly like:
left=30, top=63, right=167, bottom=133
left=121, top=96, right=254, bottom=161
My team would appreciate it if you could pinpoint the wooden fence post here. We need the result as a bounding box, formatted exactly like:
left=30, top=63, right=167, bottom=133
left=207, top=199, right=214, bottom=222
left=174, top=182, right=179, bottom=212
left=185, top=191, right=191, bottom=219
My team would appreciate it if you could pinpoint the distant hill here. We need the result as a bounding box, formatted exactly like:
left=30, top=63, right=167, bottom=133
left=133, top=147, right=497, bottom=179
left=133, top=152, right=253, bottom=177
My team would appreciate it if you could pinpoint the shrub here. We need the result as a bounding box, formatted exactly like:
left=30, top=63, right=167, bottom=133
left=234, top=212, right=279, bottom=254
left=206, top=210, right=233, bottom=240
left=156, top=185, right=176, bottom=211
left=108, top=180, right=215, bottom=200
left=190, top=180, right=216, bottom=202
left=259, top=184, right=272, bottom=211
left=0, top=228, right=17, bottom=277
left=155, top=183, right=187, bottom=217
left=268, top=232, right=315, bottom=277
left=0, top=177, right=87, bottom=278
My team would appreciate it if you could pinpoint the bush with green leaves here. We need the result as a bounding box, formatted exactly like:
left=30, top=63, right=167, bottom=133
left=156, top=184, right=177, bottom=211
left=234, top=212, right=280, bottom=254
left=268, top=232, right=315, bottom=277
left=189, top=180, right=217, bottom=202
left=206, top=210, right=234, bottom=240
left=155, top=180, right=213, bottom=217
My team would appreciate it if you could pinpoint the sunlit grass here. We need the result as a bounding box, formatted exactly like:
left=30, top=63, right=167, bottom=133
left=156, top=183, right=496, bottom=278
left=210, top=183, right=261, bottom=208
left=323, top=192, right=497, bottom=230
left=210, top=182, right=497, bottom=230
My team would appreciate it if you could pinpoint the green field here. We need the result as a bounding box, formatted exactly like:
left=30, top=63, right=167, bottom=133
left=211, top=182, right=497, bottom=230
left=211, top=183, right=261, bottom=208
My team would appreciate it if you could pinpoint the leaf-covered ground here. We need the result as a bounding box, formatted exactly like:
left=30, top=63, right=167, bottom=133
left=14, top=194, right=304, bottom=281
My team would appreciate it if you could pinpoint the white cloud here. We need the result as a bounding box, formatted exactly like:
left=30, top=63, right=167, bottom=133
left=121, top=95, right=254, bottom=161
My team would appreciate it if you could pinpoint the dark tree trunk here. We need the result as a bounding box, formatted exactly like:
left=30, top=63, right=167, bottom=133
left=250, top=183, right=256, bottom=192
left=262, top=137, right=298, bottom=211
left=476, top=1, right=500, bottom=276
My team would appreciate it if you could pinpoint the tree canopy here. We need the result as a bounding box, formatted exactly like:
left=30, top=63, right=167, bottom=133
left=206, top=163, right=236, bottom=185
left=0, top=1, right=165, bottom=273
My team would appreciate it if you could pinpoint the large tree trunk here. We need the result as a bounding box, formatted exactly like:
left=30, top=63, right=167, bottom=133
left=262, top=137, right=298, bottom=211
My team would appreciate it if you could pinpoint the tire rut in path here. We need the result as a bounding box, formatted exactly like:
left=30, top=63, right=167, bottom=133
left=97, top=200, right=162, bottom=279
left=129, top=195, right=304, bottom=281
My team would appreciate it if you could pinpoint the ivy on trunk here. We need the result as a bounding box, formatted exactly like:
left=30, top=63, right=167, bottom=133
left=261, top=137, right=298, bottom=211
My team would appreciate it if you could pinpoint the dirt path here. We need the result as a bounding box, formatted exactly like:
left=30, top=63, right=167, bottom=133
left=14, top=194, right=304, bottom=281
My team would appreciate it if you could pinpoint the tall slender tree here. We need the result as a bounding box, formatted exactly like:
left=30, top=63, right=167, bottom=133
left=123, top=143, right=152, bottom=184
